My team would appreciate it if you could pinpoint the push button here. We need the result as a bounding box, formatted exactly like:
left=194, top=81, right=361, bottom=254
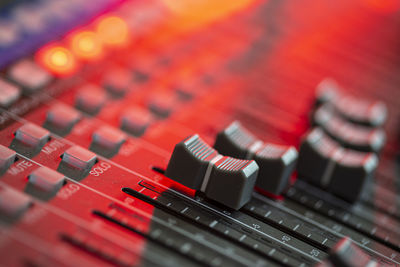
left=0, top=145, right=16, bottom=174
left=205, top=156, right=258, bottom=210
left=329, top=150, right=378, bottom=203
left=120, top=107, right=153, bottom=136
left=8, top=59, right=52, bottom=93
left=0, top=186, right=31, bottom=219
left=91, top=126, right=126, bottom=157
left=214, top=121, right=297, bottom=195
left=15, top=123, right=50, bottom=148
left=147, top=94, right=174, bottom=118
left=165, top=134, right=219, bottom=190
left=0, top=78, right=20, bottom=107
left=104, top=68, right=132, bottom=97
left=45, top=104, right=81, bottom=135
left=61, top=146, right=97, bottom=171
left=75, top=84, right=106, bottom=115
left=28, top=166, right=65, bottom=193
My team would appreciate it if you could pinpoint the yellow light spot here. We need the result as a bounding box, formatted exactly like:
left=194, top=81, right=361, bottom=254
left=36, top=45, right=78, bottom=76
left=71, top=31, right=103, bottom=60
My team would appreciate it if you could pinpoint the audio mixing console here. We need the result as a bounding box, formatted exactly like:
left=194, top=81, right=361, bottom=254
left=0, top=0, right=399, bottom=266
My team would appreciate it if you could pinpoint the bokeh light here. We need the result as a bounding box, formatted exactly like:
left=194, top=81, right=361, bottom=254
left=70, top=31, right=103, bottom=61
left=96, top=16, right=130, bottom=47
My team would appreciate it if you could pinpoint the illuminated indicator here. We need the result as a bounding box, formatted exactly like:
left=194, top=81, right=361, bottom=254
left=96, top=16, right=130, bottom=46
left=37, top=45, right=78, bottom=76
left=71, top=31, right=103, bottom=60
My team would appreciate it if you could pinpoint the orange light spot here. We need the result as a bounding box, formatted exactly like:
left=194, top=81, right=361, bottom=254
left=36, top=45, right=78, bottom=76
left=70, top=31, right=103, bottom=61
left=96, top=16, right=129, bottom=47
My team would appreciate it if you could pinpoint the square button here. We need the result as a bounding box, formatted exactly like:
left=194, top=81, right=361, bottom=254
left=46, top=104, right=81, bottom=132
left=62, top=146, right=97, bottom=170
left=8, top=59, right=52, bottom=93
left=29, top=166, right=65, bottom=193
left=92, top=126, right=126, bottom=150
left=0, top=145, right=16, bottom=173
left=0, top=79, right=20, bottom=107
left=15, top=123, right=50, bottom=148
left=0, top=186, right=31, bottom=218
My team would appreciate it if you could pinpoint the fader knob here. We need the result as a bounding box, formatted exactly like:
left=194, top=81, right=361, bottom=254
left=214, top=121, right=298, bottom=195
left=327, top=237, right=376, bottom=267
left=254, top=144, right=298, bottom=195
left=298, top=128, right=378, bottom=203
left=297, top=128, right=343, bottom=187
left=165, top=134, right=219, bottom=190
left=328, top=150, right=378, bottom=203
left=214, top=121, right=257, bottom=159
left=205, top=156, right=258, bottom=210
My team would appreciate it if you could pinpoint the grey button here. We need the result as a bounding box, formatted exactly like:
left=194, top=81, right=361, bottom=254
left=75, top=84, right=106, bottom=115
left=104, top=68, right=132, bottom=97
left=205, top=156, right=258, bottom=210
left=8, top=59, right=52, bottom=93
left=147, top=94, right=174, bottom=118
left=62, top=146, right=97, bottom=170
left=28, top=166, right=65, bottom=193
left=165, top=134, right=219, bottom=190
left=15, top=123, right=50, bottom=148
left=0, top=186, right=31, bottom=218
left=120, top=107, right=153, bottom=136
left=46, top=104, right=81, bottom=132
left=0, top=145, right=16, bottom=173
left=328, top=150, right=378, bottom=203
left=0, top=78, right=20, bottom=107
left=92, top=126, right=126, bottom=150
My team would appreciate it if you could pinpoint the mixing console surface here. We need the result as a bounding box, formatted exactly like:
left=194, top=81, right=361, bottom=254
left=0, top=0, right=399, bottom=266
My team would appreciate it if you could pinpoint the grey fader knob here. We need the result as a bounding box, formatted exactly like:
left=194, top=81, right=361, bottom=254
left=327, top=237, right=376, bottom=267
left=165, top=134, right=219, bottom=190
left=297, top=128, right=343, bottom=187
left=214, top=121, right=298, bottom=195
left=328, top=150, right=378, bottom=203
left=313, top=105, right=386, bottom=153
left=214, top=121, right=257, bottom=159
left=254, top=144, right=298, bottom=195
left=205, top=156, right=258, bottom=210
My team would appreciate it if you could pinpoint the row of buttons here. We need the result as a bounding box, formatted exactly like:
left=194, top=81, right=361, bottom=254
left=0, top=59, right=53, bottom=108
left=13, top=121, right=122, bottom=160
left=0, top=145, right=97, bottom=220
